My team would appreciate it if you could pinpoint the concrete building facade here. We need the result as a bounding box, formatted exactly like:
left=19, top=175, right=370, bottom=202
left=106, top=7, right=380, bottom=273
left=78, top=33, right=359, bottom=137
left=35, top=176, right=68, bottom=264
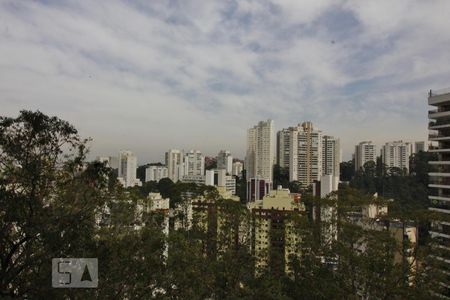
left=428, top=88, right=450, bottom=298
left=322, top=135, right=341, bottom=185
left=276, top=128, right=291, bottom=168
left=165, top=149, right=183, bottom=182
left=217, top=150, right=233, bottom=174
left=145, top=165, right=169, bottom=182
left=354, top=141, right=377, bottom=171
left=276, top=123, right=340, bottom=188
left=381, top=141, right=411, bottom=173
left=245, top=120, right=275, bottom=184
left=118, top=150, right=141, bottom=187
left=184, top=150, right=205, bottom=177
left=248, top=187, right=306, bottom=275
left=205, top=169, right=236, bottom=195
left=289, top=122, right=323, bottom=186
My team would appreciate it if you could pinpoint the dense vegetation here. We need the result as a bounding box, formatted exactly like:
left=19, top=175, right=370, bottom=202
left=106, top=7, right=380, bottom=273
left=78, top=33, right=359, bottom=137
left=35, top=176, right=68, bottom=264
left=0, top=111, right=446, bottom=299
left=349, top=153, right=436, bottom=212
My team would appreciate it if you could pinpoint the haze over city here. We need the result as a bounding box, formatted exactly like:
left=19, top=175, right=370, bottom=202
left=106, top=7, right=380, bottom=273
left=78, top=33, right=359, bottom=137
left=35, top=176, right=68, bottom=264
left=1, top=0, right=450, bottom=162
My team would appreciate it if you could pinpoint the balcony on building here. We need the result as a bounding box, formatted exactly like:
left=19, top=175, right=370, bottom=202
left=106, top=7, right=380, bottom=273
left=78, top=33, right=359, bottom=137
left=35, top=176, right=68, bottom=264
left=429, top=184, right=450, bottom=196
left=430, top=161, right=450, bottom=173
left=429, top=118, right=450, bottom=129
left=429, top=196, right=450, bottom=213
left=429, top=133, right=450, bottom=141
left=429, top=172, right=450, bottom=178
left=429, top=88, right=450, bottom=106
left=429, top=108, right=450, bottom=120
left=429, top=163, right=450, bottom=173
left=429, top=207, right=450, bottom=214
left=430, top=175, right=450, bottom=186
left=429, top=147, right=450, bottom=153
left=429, top=194, right=450, bottom=202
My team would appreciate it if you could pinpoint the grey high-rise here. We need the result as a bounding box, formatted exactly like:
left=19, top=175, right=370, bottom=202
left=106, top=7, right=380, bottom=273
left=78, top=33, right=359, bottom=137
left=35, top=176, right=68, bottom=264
left=428, top=88, right=450, bottom=298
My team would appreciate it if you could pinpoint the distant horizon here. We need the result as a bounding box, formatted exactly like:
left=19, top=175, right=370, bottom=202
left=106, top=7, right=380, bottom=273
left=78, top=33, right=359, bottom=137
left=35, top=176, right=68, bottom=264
left=2, top=1, right=447, bottom=163
left=78, top=119, right=428, bottom=166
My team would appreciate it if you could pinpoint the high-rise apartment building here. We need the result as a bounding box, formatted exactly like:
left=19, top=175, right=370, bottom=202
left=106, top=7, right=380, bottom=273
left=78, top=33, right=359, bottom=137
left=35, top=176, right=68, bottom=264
left=354, top=141, right=377, bottom=171
left=276, top=128, right=291, bottom=168
left=276, top=123, right=339, bottom=187
left=322, top=135, right=341, bottom=182
left=165, top=149, right=183, bottom=182
left=205, top=169, right=236, bottom=195
left=289, top=122, right=323, bottom=186
left=245, top=120, right=274, bottom=183
left=183, top=150, right=205, bottom=177
left=381, top=141, right=411, bottom=173
left=145, top=165, right=169, bottom=182
left=217, top=150, right=233, bottom=174
left=428, top=88, right=450, bottom=298
left=249, top=186, right=305, bottom=274
left=118, top=150, right=140, bottom=187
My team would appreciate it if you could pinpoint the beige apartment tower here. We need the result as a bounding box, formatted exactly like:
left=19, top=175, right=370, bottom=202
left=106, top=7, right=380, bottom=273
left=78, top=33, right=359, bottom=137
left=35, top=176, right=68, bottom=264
left=245, top=120, right=275, bottom=183
left=289, top=122, right=323, bottom=186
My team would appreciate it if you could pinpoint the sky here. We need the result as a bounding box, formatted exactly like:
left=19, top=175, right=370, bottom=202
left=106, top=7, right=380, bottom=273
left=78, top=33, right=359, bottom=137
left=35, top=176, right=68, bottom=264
left=1, top=0, right=450, bottom=164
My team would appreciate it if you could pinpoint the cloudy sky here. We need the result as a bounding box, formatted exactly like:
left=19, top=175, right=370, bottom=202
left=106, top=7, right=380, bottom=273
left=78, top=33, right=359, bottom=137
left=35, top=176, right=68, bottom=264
left=1, top=0, right=449, bottom=163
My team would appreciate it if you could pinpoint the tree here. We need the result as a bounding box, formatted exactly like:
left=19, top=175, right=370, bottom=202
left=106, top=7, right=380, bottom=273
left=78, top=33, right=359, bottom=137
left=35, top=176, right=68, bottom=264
left=157, top=177, right=175, bottom=200
left=340, top=160, right=355, bottom=181
left=236, top=169, right=247, bottom=203
left=273, top=164, right=289, bottom=189
left=0, top=111, right=168, bottom=299
left=0, top=110, right=94, bottom=297
left=136, top=164, right=148, bottom=182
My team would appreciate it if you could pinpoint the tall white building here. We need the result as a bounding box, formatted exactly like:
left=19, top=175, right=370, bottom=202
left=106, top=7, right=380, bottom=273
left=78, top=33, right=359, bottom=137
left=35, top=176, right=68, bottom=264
left=322, top=135, right=341, bottom=186
left=276, top=123, right=340, bottom=187
left=381, top=141, right=411, bottom=173
left=217, top=150, right=233, bottom=174
left=289, top=122, right=323, bottom=186
left=205, top=169, right=236, bottom=195
left=232, top=161, right=243, bottom=178
left=165, top=149, right=183, bottom=182
left=354, top=141, right=377, bottom=171
left=245, top=120, right=274, bottom=183
left=183, top=150, right=205, bottom=176
left=145, top=165, right=169, bottom=182
left=118, top=150, right=141, bottom=187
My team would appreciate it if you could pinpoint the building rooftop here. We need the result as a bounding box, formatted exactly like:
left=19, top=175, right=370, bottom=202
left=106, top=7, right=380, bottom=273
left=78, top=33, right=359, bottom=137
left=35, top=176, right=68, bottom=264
left=429, top=88, right=450, bottom=97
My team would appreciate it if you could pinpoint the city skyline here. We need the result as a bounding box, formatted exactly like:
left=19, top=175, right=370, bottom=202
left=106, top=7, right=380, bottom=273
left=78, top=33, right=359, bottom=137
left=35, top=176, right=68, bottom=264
left=2, top=1, right=449, bottom=163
